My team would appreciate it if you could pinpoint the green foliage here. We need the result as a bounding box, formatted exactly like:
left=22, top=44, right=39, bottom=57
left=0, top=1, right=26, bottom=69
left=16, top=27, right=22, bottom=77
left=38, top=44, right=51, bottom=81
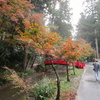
left=76, top=14, right=96, bottom=46
left=60, top=77, right=71, bottom=91
left=49, top=0, right=72, bottom=37
left=29, top=77, right=56, bottom=100
left=31, top=0, right=72, bottom=37
left=76, top=0, right=100, bottom=50
left=35, top=54, right=52, bottom=72
left=0, top=70, right=11, bottom=76
left=3, top=70, right=11, bottom=75
left=0, top=45, right=24, bottom=71
left=25, top=68, right=35, bottom=75
left=0, top=70, right=11, bottom=85
left=71, top=67, right=84, bottom=77
left=17, top=72, right=28, bottom=77
left=60, top=67, right=84, bottom=91
left=31, top=0, right=51, bottom=13
left=0, top=77, right=9, bottom=85
left=17, top=69, right=35, bottom=77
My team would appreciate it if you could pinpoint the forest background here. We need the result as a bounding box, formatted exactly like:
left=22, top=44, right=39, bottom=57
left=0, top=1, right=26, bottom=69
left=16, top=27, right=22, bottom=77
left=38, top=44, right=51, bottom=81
left=0, top=0, right=97, bottom=72
left=0, top=0, right=99, bottom=100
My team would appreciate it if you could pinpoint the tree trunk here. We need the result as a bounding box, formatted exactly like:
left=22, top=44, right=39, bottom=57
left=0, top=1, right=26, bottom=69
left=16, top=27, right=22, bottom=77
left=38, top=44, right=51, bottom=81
left=51, top=64, right=60, bottom=100
left=30, top=54, right=37, bottom=68
left=23, top=45, right=28, bottom=72
left=26, top=55, right=33, bottom=69
left=95, top=37, right=99, bottom=59
left=66, top=64, right=70, bottom=81
left=72, top=62, right=75, bottom=75
left=0, top=45, right=8, bottom=57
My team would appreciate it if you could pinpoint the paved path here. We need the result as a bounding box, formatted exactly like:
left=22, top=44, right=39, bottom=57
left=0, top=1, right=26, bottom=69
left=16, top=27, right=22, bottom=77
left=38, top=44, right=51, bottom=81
left=76, top=62, right=100, bottom=100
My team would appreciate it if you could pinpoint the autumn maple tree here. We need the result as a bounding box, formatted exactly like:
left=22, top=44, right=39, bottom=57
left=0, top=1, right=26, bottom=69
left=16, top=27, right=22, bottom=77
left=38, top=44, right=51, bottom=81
left=0, top=0, right=44, bottom=71
left=42, top=37, right=94, bottom=62
left=37, top=36, right=93, bottom=100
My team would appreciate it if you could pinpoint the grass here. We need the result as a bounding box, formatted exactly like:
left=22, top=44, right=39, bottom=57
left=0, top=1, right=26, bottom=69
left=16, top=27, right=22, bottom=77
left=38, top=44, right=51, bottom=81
left=60, top=67, right=84, bottom=100
left=48, top=67, right=84, bottom=100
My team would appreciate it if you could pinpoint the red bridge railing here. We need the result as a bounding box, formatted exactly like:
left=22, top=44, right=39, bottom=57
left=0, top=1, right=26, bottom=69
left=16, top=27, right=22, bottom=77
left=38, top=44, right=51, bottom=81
left=44, top=60, right=86, bottom=69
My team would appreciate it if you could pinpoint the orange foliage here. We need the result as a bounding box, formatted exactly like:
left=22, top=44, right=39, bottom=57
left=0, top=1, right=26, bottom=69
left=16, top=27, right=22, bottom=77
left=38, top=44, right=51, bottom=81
left=16, top=22, right=60, bottom=55
left=0, top=0, right=43, bottom=25
left=43, top=37, right=94, bottom=62
left=17, top=21, right=93, bottom=62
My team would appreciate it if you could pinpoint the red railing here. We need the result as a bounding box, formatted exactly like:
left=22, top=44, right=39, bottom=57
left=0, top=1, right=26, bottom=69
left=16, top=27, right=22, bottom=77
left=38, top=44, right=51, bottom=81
left=44, top=60, right=86, bottom=69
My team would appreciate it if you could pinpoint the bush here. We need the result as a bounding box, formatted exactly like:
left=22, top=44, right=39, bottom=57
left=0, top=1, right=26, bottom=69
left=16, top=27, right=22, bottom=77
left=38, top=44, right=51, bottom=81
left=0, top=71, right=11, bottom=85
left=29, top=77, right=56, bottom=100
left=0, top=77, right=10, bottom=85
left=25, top=68, right=35, bottom=75
left=17, top=68, right=35, bottom=77
left=3, top=70, right=11, bottom=75
left=17, top=72, right=28, bottom=77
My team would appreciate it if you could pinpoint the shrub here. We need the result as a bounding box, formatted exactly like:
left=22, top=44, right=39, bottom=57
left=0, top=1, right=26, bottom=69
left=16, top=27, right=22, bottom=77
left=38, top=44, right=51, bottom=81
left=17, top=72, right=28, bottom=77
left=0, top=77, right=10, bottom=85
left=0, top=71, right=11, bottom=85
left=17, top=68, right=35, bottom=77
left=25, top=68, right=35, bottom=75
left=29, top=77, right=56, bottom=100
left=3, top=70, right=11, bottom=75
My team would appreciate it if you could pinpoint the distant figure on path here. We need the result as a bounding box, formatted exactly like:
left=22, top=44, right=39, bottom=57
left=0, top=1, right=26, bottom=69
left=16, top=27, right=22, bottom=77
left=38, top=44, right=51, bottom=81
left=93, top=61, right=100, bottom=81
left=85, top=59, right=88, bottom=63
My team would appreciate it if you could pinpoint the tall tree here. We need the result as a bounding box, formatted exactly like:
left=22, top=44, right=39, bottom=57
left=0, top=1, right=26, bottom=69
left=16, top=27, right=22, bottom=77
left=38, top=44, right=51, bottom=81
left=48, top=0, right=72, bottom=37
left=76, top=0, right=100, bottom=58
left=31, top=0, right=72, bottom=37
